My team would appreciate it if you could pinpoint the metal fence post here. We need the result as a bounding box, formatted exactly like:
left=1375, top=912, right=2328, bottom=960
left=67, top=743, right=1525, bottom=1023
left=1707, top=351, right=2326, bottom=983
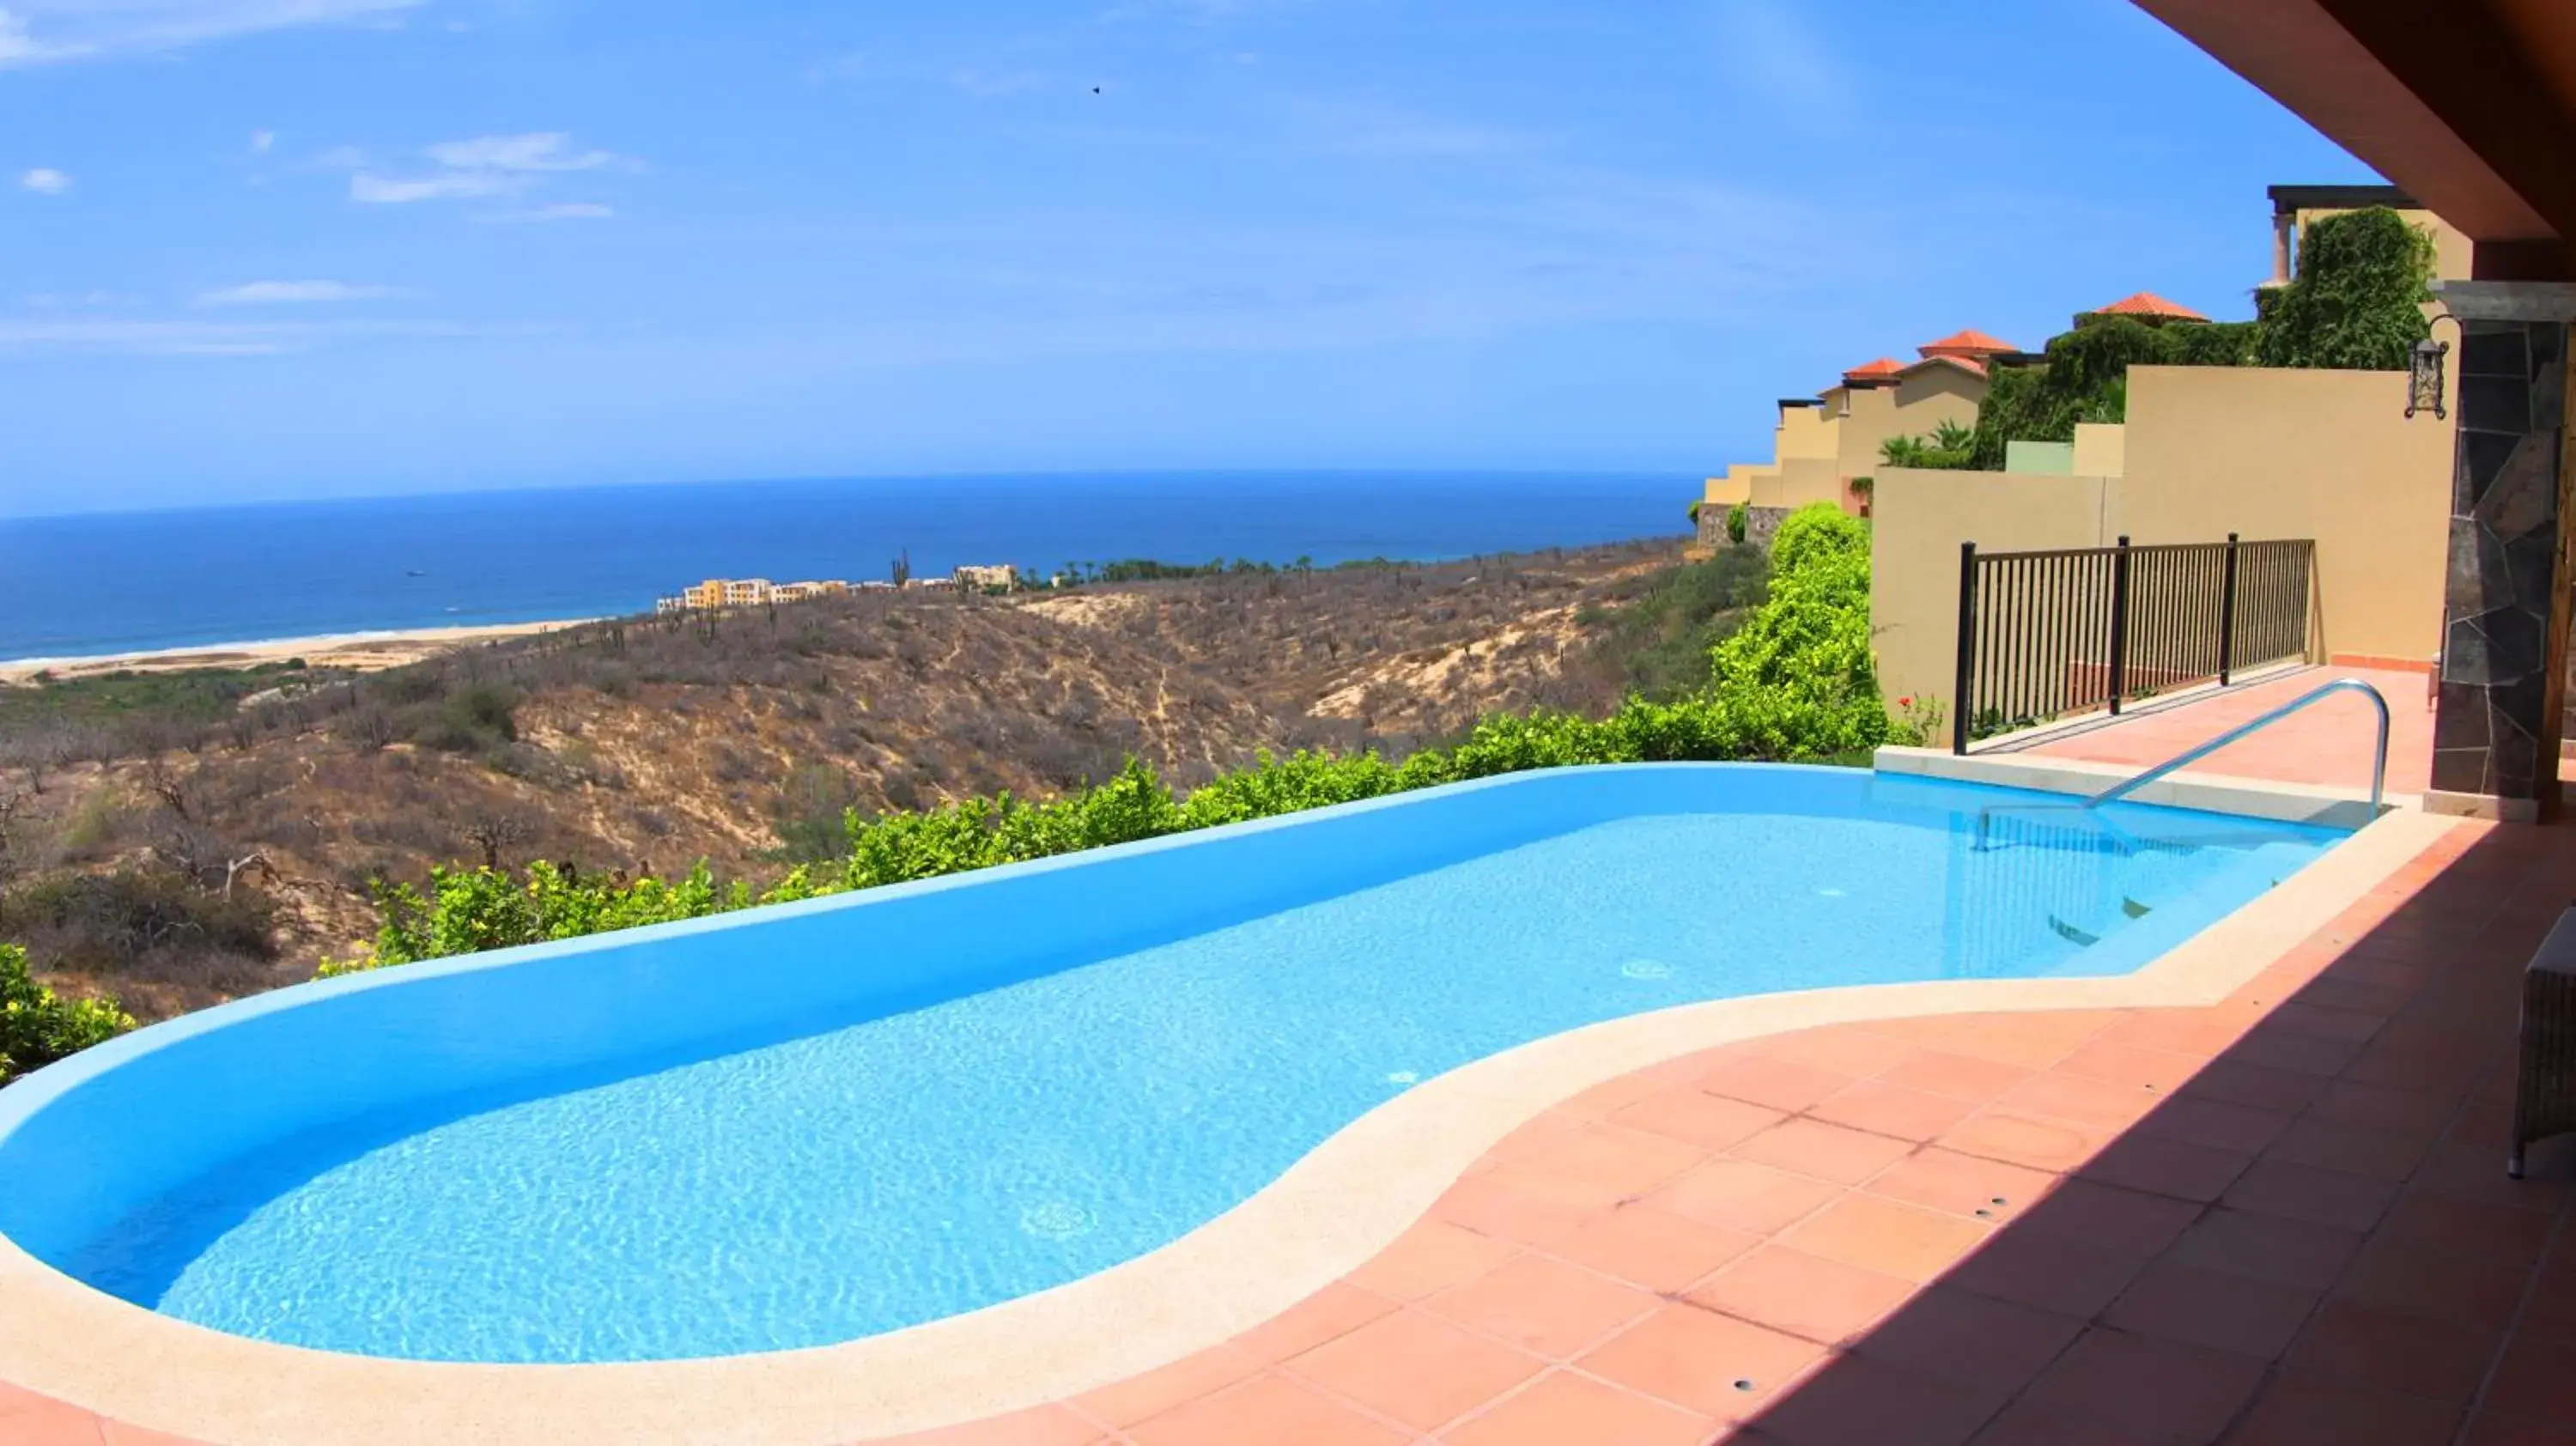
left=2217, top=532, right=2240, bottom=686
left=1953, top=541, right=1977, bottom=754
left=2105, top=535, right=2132, bottom=716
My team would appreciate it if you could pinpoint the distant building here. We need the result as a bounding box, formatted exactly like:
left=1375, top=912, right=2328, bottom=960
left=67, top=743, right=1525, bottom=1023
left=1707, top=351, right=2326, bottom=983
left=769, top=580, right=849, bottom=603
left=952, top=563, right=1019, bottom=592
left=659, top=576, right=854, bottom=611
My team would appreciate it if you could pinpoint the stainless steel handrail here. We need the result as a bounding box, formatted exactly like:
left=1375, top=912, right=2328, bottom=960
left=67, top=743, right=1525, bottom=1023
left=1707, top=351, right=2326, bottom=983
left=2082, top=676, right=2390, bottom=816
left=1971, top=677, right=2391, bottom=853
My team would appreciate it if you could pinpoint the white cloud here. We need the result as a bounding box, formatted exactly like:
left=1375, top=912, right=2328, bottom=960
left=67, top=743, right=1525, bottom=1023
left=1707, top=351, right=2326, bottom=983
left=0, top=1, right=418, bottom=69
left=477, top=201, right=614, bottom=223
left=250, top=130, right=275, bottom=153
left=18, top=167, right=68, bottom=193
left=351, top=133, right=631, bottom=207
left=351, top=169, right=513, bottom=203
left=423, top=133, right=621, bottom=173
left=196, top=280, right=401, bottom=306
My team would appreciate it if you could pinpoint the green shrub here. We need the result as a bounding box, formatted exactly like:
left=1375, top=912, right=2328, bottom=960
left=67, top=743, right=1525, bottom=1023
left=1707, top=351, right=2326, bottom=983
left=1, top=942, right=134, bottom=1084
left=1707, top=505, right=1890, bottom=760
left=1726, top=501, right=1748, bottom=544
left=2257, top=208, right=2434, bottom=370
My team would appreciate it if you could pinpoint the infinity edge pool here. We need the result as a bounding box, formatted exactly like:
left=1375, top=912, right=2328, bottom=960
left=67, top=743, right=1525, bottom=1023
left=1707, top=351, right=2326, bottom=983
left=0, top=763, right=2459, bottom=1446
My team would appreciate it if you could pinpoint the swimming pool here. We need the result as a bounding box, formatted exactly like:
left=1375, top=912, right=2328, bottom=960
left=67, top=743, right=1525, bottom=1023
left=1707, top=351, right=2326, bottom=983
left=0, top=764, right=2342, bottom=1365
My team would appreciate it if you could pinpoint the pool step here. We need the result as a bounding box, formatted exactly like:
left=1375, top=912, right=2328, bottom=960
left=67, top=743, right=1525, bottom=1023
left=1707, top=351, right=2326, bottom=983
left=2048, top=914, right=2102, bottom=947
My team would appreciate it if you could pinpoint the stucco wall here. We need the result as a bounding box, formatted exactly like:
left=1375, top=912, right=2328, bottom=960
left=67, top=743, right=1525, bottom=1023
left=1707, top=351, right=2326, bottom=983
left=1837, top=368, right=1984, bottom=477
left=2112, top=366, right=2453, bottom=665
left=1871, top=470, right=2117, bottom=713
left=2073, top=422, right=2128, bottom=478
left=1867, top=364, right=2458, bottom=724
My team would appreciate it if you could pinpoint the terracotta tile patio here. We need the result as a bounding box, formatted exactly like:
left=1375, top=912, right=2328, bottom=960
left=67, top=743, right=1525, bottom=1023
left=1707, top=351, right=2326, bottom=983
left=9, top=677, right=2576, bottom=1445
left=2020, top=664, right=2437, bottom=796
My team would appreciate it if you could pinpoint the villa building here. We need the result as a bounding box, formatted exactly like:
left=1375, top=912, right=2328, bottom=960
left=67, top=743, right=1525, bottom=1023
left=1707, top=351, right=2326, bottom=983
left=951, top=564, right=1019, bottom=592
left=1695, top=327, right=2023, bottom=550
left=653, top=577, right=853, bottom=612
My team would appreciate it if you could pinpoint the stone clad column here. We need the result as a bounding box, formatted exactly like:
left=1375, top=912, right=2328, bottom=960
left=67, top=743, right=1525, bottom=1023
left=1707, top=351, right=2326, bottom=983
left=2429, top=283, right=2576, bottom=817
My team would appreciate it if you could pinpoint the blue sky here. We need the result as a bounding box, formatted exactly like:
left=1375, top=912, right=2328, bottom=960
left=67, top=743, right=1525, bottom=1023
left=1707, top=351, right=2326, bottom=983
left=2, top=0, right=2376, bottom=515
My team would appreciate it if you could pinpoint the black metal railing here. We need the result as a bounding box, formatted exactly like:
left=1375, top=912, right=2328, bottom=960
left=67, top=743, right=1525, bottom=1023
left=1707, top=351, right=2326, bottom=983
left=1950, top=534, right=2315, bottom=753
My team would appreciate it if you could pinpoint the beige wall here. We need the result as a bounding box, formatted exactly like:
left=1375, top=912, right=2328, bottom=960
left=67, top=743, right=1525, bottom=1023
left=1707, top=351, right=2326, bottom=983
left=2112, top=365, right=2453, bottom=663
left=1872, top=470, right=2118, bottom=711
left=1750, top=456, right=1848, bottom=512
left=1868, top=364, right=2457, bottom=722
left=1836, top=368, right=1984, bottom=477
left=2073, top=422, right=2127, bottom=478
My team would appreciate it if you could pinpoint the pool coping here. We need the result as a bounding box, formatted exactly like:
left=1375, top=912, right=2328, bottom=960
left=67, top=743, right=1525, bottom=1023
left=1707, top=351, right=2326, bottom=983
left=0, top=777, right=2463, bottom=1445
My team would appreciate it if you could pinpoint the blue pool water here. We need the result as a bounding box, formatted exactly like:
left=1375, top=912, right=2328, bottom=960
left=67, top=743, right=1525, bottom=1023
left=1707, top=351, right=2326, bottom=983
left=0, top=767, right=2342, bottom=1364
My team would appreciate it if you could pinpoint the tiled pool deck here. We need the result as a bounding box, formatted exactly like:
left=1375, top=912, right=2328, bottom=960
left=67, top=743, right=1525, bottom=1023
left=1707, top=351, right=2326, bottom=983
left=8, top=669, right=2575, bottom=1446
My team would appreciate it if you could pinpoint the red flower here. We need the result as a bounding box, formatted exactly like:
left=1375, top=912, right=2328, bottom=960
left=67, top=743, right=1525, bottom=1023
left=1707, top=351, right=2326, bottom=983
left=1898, top=696, right=1914, bottom=707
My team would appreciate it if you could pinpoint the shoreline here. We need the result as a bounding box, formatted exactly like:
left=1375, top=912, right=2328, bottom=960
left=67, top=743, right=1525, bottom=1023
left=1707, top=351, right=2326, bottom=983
left=0, top=618, right=605, bottom=685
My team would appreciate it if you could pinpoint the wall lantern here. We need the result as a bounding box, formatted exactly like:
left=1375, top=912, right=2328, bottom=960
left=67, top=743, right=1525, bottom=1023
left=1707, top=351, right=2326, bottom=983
left=2406, top=337, right=2449, bottom=420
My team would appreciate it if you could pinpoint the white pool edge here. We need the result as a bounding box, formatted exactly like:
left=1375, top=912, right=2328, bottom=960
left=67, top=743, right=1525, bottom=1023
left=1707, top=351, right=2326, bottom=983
left=0, top=788, right=2462, bottom=1445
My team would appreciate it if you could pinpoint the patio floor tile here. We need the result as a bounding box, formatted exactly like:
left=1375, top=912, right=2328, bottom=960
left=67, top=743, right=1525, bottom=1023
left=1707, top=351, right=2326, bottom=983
left=2099, top=1260, right=2321, bottom=1360
left=2282, top=1299, right=2501, bottom=1406
left=1071, top=1349, right=1261, bottom=1430
left=1845, top=1285, right=2087, bottom=1395
left=2227, top=1376, right=2461, bottom=1446
left=2334, top=1239, right=2533, bottom=1333
left=1502, top=1122, right=1708, bottom=1199
left=2016, top=1178, right=2202, bottom=1255
left=2479, top=1336, right=2576, bottom=1425
left=1344, top=1219, right=1523, bottom=1302
left=1437, top=1370, right=1714, bottom=1446
left=1728, top=1117, right=1915, bottom=1185
left=2076, top=1133, right=2253, bottom=1203
left=1542, top=1201, right=1760, bottom=1292
left=2220, top=1157, right=2399, bottom=1232
left=1941, top=1230, right=2152, bottom=1319
left=1742, top=1353, right=2003, bottom=1446
left=1806, top=1079, right=1982, bottom=1142
left=1939, top=1109, right=2111, bottom=1174
left=1969, top=1399, right=2157, bottom=1445
left=1126, top=1372, right=1408, bottom=1446
left=1420, top=1251, right=1662, bottom=1359
left=1876, top=1048, right=2035, bottom=1103
left=1283, top=1309, right=1546, bottom=1434
left=1684, top=1245, right=1917, bottom=1346
left=1644, top=1159, right=1843, bottom=1236
left=1431, top=1163, right=1620, bottom=1248
left=1692, top=1054, right=1858, bottom=1113
left=1862, top=1147, right=2055, bottom=1223
left=2024, top=1328, right=2269, bottom=1446
left=1774, top=1194, right=1991, bottom=1283
left=1607, top=1086, right=1786, bottom=1153
left=1227, top=1282, right=1401, bottom=1363
left=2162, top=1206, right=2360, bottom=1291
left=1575, top=1303, right=1827, bottom=1419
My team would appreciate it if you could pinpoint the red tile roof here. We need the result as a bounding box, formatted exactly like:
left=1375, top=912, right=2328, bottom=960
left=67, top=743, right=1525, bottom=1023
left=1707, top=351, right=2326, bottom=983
left=1917, top=329, right=2015, bottom=358
left=2090, top=291, right=2209, bottom=321
left=1901, top=353, right=1987, bottom=378
left=1839, top=356, right=1907, bottom=385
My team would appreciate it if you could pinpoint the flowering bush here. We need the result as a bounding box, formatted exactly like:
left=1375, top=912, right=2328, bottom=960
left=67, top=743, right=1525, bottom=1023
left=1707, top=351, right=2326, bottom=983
left=1, top=942, right=133, bottom=1084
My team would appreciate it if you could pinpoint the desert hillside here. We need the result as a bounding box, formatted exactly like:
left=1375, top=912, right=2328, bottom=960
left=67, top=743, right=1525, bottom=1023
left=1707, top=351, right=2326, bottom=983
left=0, top=539, right=1759, bottom=1019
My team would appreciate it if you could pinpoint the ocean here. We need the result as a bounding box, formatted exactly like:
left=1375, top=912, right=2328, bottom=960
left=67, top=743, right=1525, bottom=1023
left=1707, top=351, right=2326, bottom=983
left=0, top=471, right=1691, bottom=662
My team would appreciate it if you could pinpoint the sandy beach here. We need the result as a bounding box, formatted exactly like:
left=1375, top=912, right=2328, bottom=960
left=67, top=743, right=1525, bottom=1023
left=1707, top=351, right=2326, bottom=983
left=0, top=618, right=600, bottom=686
